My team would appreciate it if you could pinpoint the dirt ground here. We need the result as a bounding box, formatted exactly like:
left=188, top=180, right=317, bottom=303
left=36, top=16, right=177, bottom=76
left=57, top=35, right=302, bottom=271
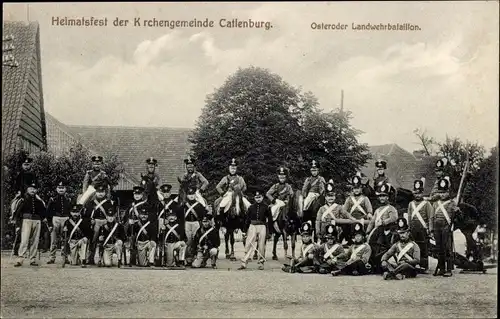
left=1, top=232, right=497, bottom=318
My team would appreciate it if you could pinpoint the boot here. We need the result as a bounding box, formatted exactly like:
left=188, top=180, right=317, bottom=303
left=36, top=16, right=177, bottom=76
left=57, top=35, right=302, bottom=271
left=47, top=259, right=55, bottom=264
left=254, top=252, right=259, bottom=260
left=211, top=256, right=217, bottom=269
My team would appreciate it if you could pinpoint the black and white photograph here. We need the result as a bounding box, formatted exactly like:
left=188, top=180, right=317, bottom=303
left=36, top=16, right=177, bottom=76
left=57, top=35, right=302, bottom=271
left=1, top=2, right=498, bottom=318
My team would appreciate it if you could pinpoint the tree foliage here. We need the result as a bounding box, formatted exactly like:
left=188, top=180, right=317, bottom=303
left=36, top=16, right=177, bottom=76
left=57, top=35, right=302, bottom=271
left=189, top=66, right=370, bottom=202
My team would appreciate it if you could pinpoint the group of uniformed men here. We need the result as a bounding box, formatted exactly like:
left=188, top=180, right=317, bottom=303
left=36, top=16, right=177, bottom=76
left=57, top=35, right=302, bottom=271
left=10, top=153, right=460, bottom=279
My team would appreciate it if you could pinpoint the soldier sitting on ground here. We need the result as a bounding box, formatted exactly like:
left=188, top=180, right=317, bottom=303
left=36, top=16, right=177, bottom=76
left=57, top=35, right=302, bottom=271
left=163, top=211, right=187, bottom=269
left=97, top=211, right=125, bottom=268
left=63, top=204, right=91, bottom=267
left=282, top=221, right=321, bottom=273
left=192, top=213, right=220, bottom=269
left=318, top=223, right=345, bottom=274
left=381, top=218, right=421, bottom=280
left=331, top=223, right=372, bottom=276
left=130, top=207, right=158, bottom=267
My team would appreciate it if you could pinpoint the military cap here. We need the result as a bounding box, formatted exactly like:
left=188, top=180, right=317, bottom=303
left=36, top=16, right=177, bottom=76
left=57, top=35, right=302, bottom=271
left=254, top=189, right=264, bottom=197
left=56, top=179, right=67, bottom=187
left=95, top=184, right=107, bottom=192
left=351, top=175, right=362, bottom=188
left=325, top=180, right=336, bottom=196
left=23, top=156, right=33, bottom=164
left=184, top=156, right=195, bottom=165
left=396, top=218, right=409, bottom=233
left=159, top=184, right=172, bottom=193
left=300, top=221, right=313, bottom=235
left=413, top=178, right=425, bottom=194
left=277, top=166, right=289, bottom=176
left=229, top=158, right=238, bottom=167
left=138, top=206, right=148, bottom=215
left=187, top=187, right=197, bottom=195
left=437, top=177, right=451, bottom=192
left=133, top=185, right=145, bottom=194
left=310, top=160, right=319, bottom=169
left=353, top=222, right=365, bottom=236
left=202, top=213, right=213, bottom=221
left=324, top=224, right=338, bottom=239
left=146, top=157, right=158, bottom=165
left=71, top=204, right=83, bottom=212
left=26, top=178, right=39, bottom=189
left=375, top=183, right=392, bottom=196
left=435, top=157, right=448, bottom=171
left=91, top=155, right=103, bottom=163
left=375, top=159, right=387, bottom=169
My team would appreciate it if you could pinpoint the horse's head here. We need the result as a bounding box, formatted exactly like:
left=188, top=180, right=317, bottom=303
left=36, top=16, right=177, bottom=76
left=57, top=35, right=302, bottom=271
left=140, top=174, right=156, bottom=191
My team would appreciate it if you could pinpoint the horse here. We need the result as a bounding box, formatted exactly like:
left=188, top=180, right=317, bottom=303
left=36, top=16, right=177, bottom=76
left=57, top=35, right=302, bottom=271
left=271, top=190, right=303, bottom=260
left=301, top=192, right=325, bottom=242
left=140, top=174, right=161, bottom=207
left=214, top=192, right=248, bottom=261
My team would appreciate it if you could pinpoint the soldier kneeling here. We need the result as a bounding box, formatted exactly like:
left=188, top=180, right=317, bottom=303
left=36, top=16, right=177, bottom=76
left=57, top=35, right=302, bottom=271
left=132, top=207, right=157, bottom=267
left=318, top=223, right=344, bottom=274
left=192, top=214, right=220, bottom=269
left=98, top=212, right=125, bottom=267
left=381, top=218, right=421, bottom=280
left=63, top=204, right=91, bottom=267
left=331, top=223, right=372, bottom=276
left=282, top=221, right=321, bottom=273
left=163, top=211, right=187, bottom=269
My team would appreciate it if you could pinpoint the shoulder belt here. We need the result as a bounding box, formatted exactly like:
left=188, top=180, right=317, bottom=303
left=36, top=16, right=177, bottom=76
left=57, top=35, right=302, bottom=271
left=198, top=227, right=215, bottom=245
left=136, top=221, right=151, bottom=242
left=321, top=203, right=338, bottom=221
left=68, top=219, right=83, bottom=242
left=375, top=206, right=391, bottom=225
left=302, top=243, right=315, bottom=256
left=165, top=224, right=180, bottom=240
left=323, top=243, right=340, bottom=259
left=129, top=200, right=147, bottom=217
left=349, top=243, right=366, bottom=261
left=410, top=201, right=428, bottom=229
left=103, top=223, right=119, bottom=246
left=349, top=196, right=367, bottom=216
left=158, top=199, right=174, bottom=220
left=436, top=200, right=451, bottom=225
left=91, top=199, right=108, bottom=219
left=185, top=202, right=200, bottom=218
left=396, top=242, right=414, bottom=262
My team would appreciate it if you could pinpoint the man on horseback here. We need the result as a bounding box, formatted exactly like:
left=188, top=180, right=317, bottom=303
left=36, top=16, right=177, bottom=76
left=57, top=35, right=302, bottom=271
left=81, top=155, right=110, bottom=203
left=141, top=157, right=161, bottom=198
left=177, top=156, right=209, bottom=207
left=316, top=181, right=357, bottom=244
left=431, top=177, right=460, bottom=277
left=182, top=187, right=208, bottom=266
left=366, top=182, right=398, bottom=274
left=238, top=190, right=273, bottom=270
left=343, top=175, right=373, bottom=244
left=267, top=166, right=297, bottom=260
left=373, top=159, right=390, bottom=187
left=406, top=178, right=434, bottom=272
left=214, top=158, right=250, bottom=260
left=301, top=160, right=326, bottom=242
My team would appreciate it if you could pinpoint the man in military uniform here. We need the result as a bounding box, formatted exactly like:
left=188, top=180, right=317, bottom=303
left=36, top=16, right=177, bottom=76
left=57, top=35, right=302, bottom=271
left=318, top=224, right=345, bottom=274
left=124, top=186, right=148, bottom=265
left=63, top=204, right=91, bottom=267
left=316, top=180, right=357, bottom=244
left=157, top=184, right=180, bottom=224
left=343, top=175, right=373, bottom=243
left=192, top=213, right=220, bottom=269
left=81, top=155, right=110, bottom=204
left=331, top=223, right=372, bottom=276
left=381, top=218, right=421, bottom=280
left=373, top=159, right=390, bottom=187
left=97, top=211, right=125, bottom=267
left=239, top=190, right=273, bottom=270
left=281, top=221, right=321, bottom=273
left=142, top=157, right=161, bottom=187
left=301, top=160, right=326, bottom=242
left=178, top=156, right=209, bottom=206
left=182, top=187, right=208, bottom=265
left=13, top=179, right=47, bottom=267
left=163, top=210, right=187, bottom=268
left=431, top=177, right=460, bottom=277
left=429, top=157, right=450, bottom=202
left=130, top=207, right=157, bottom=267
left=406, top=178, right=434, bottom=272
left=214, top=158, right=249, bottom=216
left=83, top=184, right=115, bottom=265
left=46, top=179, right=72, bottom=264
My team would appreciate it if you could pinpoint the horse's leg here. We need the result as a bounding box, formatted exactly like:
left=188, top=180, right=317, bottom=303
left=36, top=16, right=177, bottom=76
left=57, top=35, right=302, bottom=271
left=283, top=229, right=289, bottom=260
left=272, top=232, right=279, bottom=260
left=230, top=230, right=237, bottom=261
left=291, top=232, right=296, bottom=259
left=224, top=231, right=230, bottom=258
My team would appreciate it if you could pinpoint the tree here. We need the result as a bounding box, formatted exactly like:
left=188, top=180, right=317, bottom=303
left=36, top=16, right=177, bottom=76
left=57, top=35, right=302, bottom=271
left=413, top=128, right=438, bottom=156
left=189, top=66, right=370, bottom=203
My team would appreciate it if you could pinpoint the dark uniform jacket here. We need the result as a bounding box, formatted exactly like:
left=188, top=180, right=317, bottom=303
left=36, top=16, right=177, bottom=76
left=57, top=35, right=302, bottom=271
left=124, top=199, right=148, bottom=221
left=182, top=200, right=207, bottom=222
left=84, top=198, right=114, bottom=220
left=14, top=194, right=47, bottom=226
left=266, top=183, right=294, bottom=202
left=15, top=170, right=38, bottom=196
left=245, top=202, right=272, bottom=231
left=64, top=217, right=92, bottom=241
left=98, top=221, right=126, bottom=245
left=163, top=222, right=187, bottom=243
left=194, top=226, right=220, bottom=250
left=157, top=197, right=181, bottom=221
left=83, top=169, right=109, bottom=191
left=130, top=219, right=158, bottom=242
left=47, top=194, right=72, bottom=218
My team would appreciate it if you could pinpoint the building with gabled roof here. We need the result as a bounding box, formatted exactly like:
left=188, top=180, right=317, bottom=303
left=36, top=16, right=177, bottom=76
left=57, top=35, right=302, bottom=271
left=2, top=21, right=47, bottom=158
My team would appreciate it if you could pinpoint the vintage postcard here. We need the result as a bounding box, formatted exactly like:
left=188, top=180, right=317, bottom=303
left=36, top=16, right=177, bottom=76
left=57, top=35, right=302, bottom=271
left=2, top=2, right=498, bottom=318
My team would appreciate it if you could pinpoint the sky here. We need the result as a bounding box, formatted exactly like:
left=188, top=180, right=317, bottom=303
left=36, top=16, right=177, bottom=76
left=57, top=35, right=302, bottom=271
left=3, top=2, right=499, bottom=153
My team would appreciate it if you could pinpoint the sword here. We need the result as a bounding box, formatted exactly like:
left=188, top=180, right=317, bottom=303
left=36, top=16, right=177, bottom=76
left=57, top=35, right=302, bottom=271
left=9, top=228, right=19, bottom=262
left=249, top=241, right=266, bottom=262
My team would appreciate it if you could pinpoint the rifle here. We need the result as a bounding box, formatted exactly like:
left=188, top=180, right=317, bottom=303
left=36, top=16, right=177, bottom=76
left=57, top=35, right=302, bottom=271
left=61, top=229, right=69, bottom=268
left=129, top=220, right=137, bottom=267
left=9, top=227, right=20, bottom=262
left=455, top=153, right=470, bottom=204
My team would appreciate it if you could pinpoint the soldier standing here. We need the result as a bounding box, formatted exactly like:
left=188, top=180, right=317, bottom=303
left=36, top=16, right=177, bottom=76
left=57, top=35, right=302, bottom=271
left=331, top=223, right=372, bottom=276
left=130, top=207, right=158, bottom=267
left=431, top=177, right=460, bottom=277
left=316, top=181, right=357, bottom=244
left=163, top=210, right=187, bottom=268
left=13, top=179, right=47, bottom=267
left=192, top=213, right=220, bottom=269
left=63, top=204, right=91, bottom=267
left=343, top=175, right=373, bottom=242
left=301, top=160, right=326, bottom=242
left=157, top=184, right=180, bottom=233
left=318, top=224, right=345, bottom=274
left=238, top=190, right=273, bottom=270
left=124, top=186, right=148, bottom=265
left=83, top=184, right=114, bottom=265
left=406, top=178, right=434, bottom=272
left=97, top=211, right=125, bottom=267
left=177, top=156, right=209, bottom=206
left=429, top=157, right=450, bottom=202
left=182, top=187, right=208, bottom=265
left=46, top=179, right=72, bottom=264
left=381, top=218, right=421, bottom=280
